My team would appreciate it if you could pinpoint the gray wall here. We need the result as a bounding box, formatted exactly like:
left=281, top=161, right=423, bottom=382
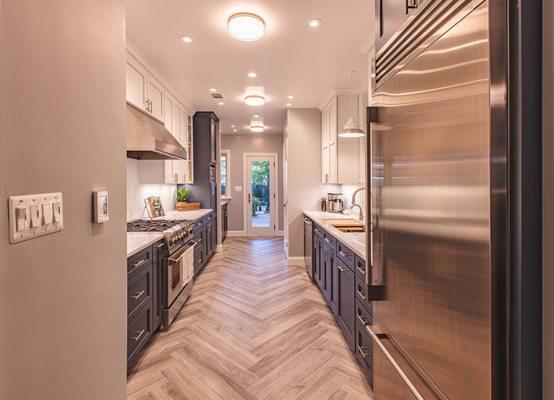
left=285, top=108, right=337, bottom=258
left=0, top=1, right=127, bottom=399
left=544, top=0, right=553, bottom=397
left=220, top=133, right=284, bottom=232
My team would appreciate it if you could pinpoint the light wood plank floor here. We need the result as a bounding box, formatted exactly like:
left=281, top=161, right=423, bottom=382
left=127, top=237, right=373, bottom=400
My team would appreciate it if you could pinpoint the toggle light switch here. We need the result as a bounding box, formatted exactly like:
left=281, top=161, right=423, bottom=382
left=42, top=203, right=53, bottom=225
left=29, top=204, right=41, bottom=228
left=53, top=201, right=62, bottom=223
left=15, top=207, right=28, bottom=232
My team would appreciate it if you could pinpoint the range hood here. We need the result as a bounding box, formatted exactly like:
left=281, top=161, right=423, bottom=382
left=126, top=103, right=187, bottom=160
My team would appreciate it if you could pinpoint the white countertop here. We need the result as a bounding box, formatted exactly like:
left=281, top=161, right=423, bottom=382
left=221, top=200, right=229, bottom=207
left=303, top=211, right=366, bottom=260
left=127, top=232, right=163, bottom=257
left=127, top=209, right=213, bottom=257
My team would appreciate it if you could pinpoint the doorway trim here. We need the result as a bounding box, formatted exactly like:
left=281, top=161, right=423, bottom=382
left=242, top=152, right=279, bottom=236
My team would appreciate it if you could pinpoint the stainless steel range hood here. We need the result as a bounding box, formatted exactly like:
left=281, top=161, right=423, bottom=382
left=126, top=103, right=187, bottom=160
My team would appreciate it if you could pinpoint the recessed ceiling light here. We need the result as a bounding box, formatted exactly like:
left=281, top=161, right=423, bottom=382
left=253, top=114, right=260, bottom=118
left=231, top=125, right=235, bottom=128
left=286, top=103, right=292, bottom=107
left=233, top=129, right=237, bottom=132
left=309, top=18, right=322, bottom=28
left=250, top=125, right=264, bottom=133
left=287, top=95, right=294, bottom=100
left=180, top=35, right=193, bottom=43
left=245, top=95, right=265, bottom=106
left=248, top=72, right=257, bottom=78
left=228, top=13, right=265, bottom=41
left=210, top=88, right=217, bottom=92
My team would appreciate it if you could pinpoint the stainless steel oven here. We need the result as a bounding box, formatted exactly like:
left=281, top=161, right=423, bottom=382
left=163, top=239, right=195, bottom=329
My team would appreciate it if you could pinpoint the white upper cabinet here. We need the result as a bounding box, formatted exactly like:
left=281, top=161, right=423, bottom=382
left=125, top=52, right=164, bottom=122
left=321, top=92, right=362, bottom=185
left=126, top=59, right=147, bottom=111
left=126, top=43, right=195, bottom=185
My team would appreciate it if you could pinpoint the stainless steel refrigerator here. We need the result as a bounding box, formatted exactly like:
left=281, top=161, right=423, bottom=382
left=364, top=0, right=527, bottom=398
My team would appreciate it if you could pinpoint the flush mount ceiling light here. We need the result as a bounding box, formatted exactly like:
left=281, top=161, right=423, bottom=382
left=248, top=72, right=257, bottom=78
left=309, top=18, right=322, bottom=28
left=180, top=35, right=193, bottom=43
left=338, top=117, right=365, bottom=138
left=228, top=13, right=265, bottom=41
left=250, top=125, right=264, bottom=133
left=245, top=94, right=265, bottom=106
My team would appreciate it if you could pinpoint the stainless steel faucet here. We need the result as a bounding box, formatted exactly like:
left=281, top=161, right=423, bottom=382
left=350, top=187, right=365, bottom=221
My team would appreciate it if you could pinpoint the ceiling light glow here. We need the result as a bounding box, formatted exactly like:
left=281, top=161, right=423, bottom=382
left=286, top=103, right=292, bottom=107
left=248, top=72, right=257, bottom=78
left=309, top=18, right=322, bottom=28
left=180, top=35, right=193, bottom=43
left=245, top=95, right=265, bottom=106
left=210, top=88, right=217, bottom=92
left=228, top=13, right=265, bottom=41
left=218, top=101, right=225, bottom=105
left=250, top=125, right=264, bottom=133
left=287, top=95, right=294, bottom=100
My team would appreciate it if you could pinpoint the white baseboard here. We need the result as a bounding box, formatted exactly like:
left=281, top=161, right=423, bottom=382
left=287, top=256, right=306, bottom=266
left=227, top=230, right=246, bottom=237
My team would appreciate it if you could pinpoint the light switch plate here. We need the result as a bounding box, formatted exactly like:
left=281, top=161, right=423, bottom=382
left=8, top=193, right=63, bottom=244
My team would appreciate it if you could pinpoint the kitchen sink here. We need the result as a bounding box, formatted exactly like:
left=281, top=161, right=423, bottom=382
left=325, top=219, right=366, bottom=233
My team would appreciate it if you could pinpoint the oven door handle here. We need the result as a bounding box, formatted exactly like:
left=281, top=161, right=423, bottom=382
left=168, top=241, right=195, bottom=263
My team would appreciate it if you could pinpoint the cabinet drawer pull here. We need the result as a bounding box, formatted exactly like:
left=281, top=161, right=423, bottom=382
left=132, top=329, right=146, bottom=342
left=357, top=313, right=369, bottom=326
left=338, top=266, right=348, bottom=272
left=130, top=290, right=145, bottom=300
left=338, top=250, right=350, bottom=258
left=357, top=265, right=366, bottom=275
left=357, top=288, right=367, bottom=300
left=155, top=243, right=165, bottom=249
left=133, top=259, right=147, bottom=268
left=358, top=345, right=371, bottom=358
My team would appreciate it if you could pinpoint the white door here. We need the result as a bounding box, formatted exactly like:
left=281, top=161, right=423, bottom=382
left=244, top=154, right=278, bottom=236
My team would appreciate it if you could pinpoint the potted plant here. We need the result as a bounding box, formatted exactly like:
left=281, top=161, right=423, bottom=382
left=176, top=187, right=200, bottom=211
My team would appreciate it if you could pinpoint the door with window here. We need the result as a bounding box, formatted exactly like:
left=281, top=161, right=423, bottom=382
left=244, top=154, right=277, bottom=236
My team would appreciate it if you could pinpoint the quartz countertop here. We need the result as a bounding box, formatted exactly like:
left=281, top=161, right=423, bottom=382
left=127, top=232, right=164, bottom=257
left=303, top=211, right=366, bottom=260
left=126, top=209, right=213, bottom=258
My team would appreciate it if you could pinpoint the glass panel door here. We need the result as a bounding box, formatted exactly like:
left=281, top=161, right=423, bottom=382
left=245, top=155, right=277, bottom=236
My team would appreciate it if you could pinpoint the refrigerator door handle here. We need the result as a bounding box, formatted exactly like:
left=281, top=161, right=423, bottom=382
left=367, top=326, right=425, bottom=400
left=366, top=106, right=385, bottom=300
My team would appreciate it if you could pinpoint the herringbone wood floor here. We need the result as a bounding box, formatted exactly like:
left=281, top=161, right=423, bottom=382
left=127, top=237, right=373, bottom=400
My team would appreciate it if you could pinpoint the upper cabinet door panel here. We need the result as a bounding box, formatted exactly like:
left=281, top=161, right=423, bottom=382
left=329, top=142, right=338, bottom=183
left=322, top=108, right=330, bottom=148
left=164, top=95, right=173, bottom=133
left=126, top=61, right=147, bottom=111
left=147, top=76, right=164, bottom=122
left=329, top=99, right=337, bottom=145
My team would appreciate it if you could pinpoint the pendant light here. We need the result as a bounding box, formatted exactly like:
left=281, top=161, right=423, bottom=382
left=338, top=71, right=366, bottom=138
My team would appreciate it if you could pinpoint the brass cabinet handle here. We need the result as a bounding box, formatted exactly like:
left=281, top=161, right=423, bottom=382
left=357, top=287, right=367, bottom=300
left=357, top=345, right=370, bottom=358
left=155, top=243, right=165, bottom=249
left=338, top=266, right=348, bottom=272
left=132, top=329, right=146, bottom=342
left=133, top=259, right=147, bottom=268
left=338, top=250, right=350, bottom=258
left=357, top=265, right=366, bottom=275
left=130, top=290, right=145, bottom=300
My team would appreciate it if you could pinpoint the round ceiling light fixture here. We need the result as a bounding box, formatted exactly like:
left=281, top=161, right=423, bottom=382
left=248, top=72, right=257, bottom=78
left=180, top=35, right=193, bottom=43
left=245, top=94, right=265, bottom=106
left=250, top=124, right=264, bottom=133
left=228, top=13, right=265, bottom=41
left=309, top=18, right=322, bottom=28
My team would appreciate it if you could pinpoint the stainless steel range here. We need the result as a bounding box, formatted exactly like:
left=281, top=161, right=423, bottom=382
left=127, top=219, right=196, bottom=329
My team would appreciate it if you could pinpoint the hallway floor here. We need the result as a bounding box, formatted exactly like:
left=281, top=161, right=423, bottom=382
left=127, top=237, right=373, bottom=400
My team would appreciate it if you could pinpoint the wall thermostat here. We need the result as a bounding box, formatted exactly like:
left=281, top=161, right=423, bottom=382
left=93, top=190, right=110, bottom=223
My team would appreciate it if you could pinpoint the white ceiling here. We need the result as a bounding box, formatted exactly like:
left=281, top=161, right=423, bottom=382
left=126, top=0, right=373, bottom=134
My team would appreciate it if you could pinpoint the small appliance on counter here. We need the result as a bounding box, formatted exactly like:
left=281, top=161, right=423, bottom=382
left=326, top=193, right=344, bottom=213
